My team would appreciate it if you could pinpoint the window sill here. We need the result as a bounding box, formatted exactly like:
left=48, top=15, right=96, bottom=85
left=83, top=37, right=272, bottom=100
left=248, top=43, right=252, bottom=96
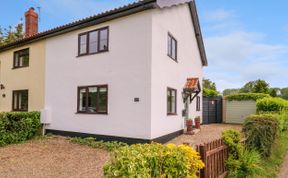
left=77, top=50, right=109, bottom=57
left=75, top=112, right=108, bottom=115
left=12, top=66, right=29, bottom=70
left=167, top=113, right=177, bottom=116
left=167, top=54, right=178, bottom=63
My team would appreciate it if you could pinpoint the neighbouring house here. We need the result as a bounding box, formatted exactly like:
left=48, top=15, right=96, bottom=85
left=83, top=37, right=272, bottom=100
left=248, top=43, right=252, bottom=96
left=0, top=0, right=208, bottom=143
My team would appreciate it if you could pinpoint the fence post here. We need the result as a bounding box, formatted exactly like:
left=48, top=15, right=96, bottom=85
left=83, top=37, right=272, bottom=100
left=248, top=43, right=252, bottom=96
left=199, top=144, right=207, bottom=178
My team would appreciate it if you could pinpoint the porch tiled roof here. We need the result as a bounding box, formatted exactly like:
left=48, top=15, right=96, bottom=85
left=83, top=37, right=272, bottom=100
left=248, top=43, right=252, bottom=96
left=184, top=77, right=199, bottom=91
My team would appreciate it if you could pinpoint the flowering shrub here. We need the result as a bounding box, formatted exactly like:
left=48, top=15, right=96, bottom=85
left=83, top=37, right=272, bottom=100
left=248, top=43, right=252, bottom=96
left=103, top=143, right=204, bottom=178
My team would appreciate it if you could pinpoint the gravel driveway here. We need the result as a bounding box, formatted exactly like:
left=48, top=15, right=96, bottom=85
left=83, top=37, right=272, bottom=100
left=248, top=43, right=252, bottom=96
left=0, top=137, right=109, bottom=178
left=168, top=124, right=242, bottom=146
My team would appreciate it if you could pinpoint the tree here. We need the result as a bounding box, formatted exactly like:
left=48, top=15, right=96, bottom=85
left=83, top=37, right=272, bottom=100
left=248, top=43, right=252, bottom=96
left=269, top=89, right=277, bottom=97
left=240, top=79, right=269, bottom=94
left=0, top=22, right=24, bottom=47
left=202, top=78, right=219, bottom=97
left=223, top=89, right=240, bottom=96
left=253, top=79, right=269, bottom=94
left=203, top=78, right=217, bottom=91
left=281, top=88, right=288, bottom=100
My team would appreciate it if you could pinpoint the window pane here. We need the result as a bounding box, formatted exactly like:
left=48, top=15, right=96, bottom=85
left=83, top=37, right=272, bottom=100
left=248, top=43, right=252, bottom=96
left=88, top=87, right=97, bottom=113
left=167, top=90, right=172, bottom=113
left=79, top=88, right=87, bottom=112
left=99, top=29, right=108, bottom=51
left=89, top=31, right=98, bottom=53
left=13, top=93, right=18, bottom=109
left=172, top=39, right=176, bottom=59
left=168, top=35, right=172, bottom=56
left=171, top=90, right=176, bottom=113
left=98, top=87, right=107, bottom=113
left=79, top=34, right=87, bottom=54
left=20, top=91, right=28, bottom=110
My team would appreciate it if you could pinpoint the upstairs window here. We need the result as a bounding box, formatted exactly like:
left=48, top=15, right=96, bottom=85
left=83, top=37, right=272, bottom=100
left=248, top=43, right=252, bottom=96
left=77, top=85, right=108, bottom=114
left=78, top=27, right=109, bottom=56
left=12, top=90, right=28, bottom=111
left=13, top=48, right=29, bottom=68
left=167, top=87, right=177, bottom=115
left=168, top=33, right=177, bottom=61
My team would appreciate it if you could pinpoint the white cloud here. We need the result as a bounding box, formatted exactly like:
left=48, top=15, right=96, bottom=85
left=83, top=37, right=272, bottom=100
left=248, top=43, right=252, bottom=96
left=204, top=31, right=288, bottom=91
left=204, top=9, right=234, bottom=22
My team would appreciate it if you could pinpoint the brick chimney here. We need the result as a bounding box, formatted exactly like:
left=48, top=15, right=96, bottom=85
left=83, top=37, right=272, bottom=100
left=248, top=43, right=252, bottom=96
left=25, top=7, right=38, bottom=37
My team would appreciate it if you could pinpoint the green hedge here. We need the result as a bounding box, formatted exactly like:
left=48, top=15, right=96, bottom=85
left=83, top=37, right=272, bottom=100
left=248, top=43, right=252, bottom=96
left=256, top=97, right=288, bottom=113
left=0, top=112, right=41, bottom=146
left=103, top=143, right=204, bottom=178
left=225, top=93, right=270, bottom=101
left=242, top=114, right=279, bottom=157
left=203, top=88, right=219, bottom=97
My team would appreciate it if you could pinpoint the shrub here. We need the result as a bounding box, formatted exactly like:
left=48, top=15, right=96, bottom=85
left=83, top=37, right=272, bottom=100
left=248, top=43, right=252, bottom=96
left=225, top=93, right=270, bottom=101
left=278, top=111, right=288, bottom=131
left=203, top=88, right=219, bottom=97
left=242, top=114, right=279, bottom=157
left=256, top=97, right=288, bottom=113
left=69, top=137, right=128, bottom=151
left=222, top=129, right=262, bottom=178
left=103, top=143, right=204, bottom=178
left=0, top=112, right=41, bottom=146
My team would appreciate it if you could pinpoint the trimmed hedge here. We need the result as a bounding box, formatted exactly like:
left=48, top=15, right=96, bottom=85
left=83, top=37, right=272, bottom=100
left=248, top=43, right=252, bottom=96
left=0, top=112, right=41, bottom=146
left=242, top=114, right=279, bottom=157
left=256, top=97, right=288, bottom=113
left=225, top=93, right=270, bottom=101
left=103, top=143, right=204, bottom=178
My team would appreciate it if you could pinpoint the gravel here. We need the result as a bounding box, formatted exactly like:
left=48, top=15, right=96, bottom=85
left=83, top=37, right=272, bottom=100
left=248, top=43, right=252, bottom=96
left=0, top=136, right=110, bottom=178
left=168, top=124, right=242, bottom=146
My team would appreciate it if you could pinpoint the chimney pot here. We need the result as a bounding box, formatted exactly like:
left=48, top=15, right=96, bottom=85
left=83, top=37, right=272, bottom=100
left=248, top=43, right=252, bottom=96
left=25, top=7, right=38, bottom=37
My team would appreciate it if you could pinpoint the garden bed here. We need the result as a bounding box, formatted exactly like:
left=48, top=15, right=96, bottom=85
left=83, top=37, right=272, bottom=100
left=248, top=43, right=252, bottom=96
left=0, top=136, right=109, bottom=178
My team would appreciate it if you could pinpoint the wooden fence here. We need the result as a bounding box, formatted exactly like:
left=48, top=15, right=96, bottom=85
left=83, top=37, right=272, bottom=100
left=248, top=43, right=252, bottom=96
left=196, top=139, right=229, bottom=178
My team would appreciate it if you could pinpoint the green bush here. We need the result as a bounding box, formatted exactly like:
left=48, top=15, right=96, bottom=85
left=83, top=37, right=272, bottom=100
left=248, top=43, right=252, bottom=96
left=0, top=112, right=41, bottom=146
left=222, top=129, right=262, bottom=178
left=69, top=137, right=128, bottom=151
left=256, top=97, right=288, bottom=113
left=278, top=111, right=288, bottom=131
left=103, top=143, right=204, bottom=178
left=242, top=114, right=279, bottom=157
left=225, top=93, right=270, bottom=101
left=203, top=88, right=219, bottom=97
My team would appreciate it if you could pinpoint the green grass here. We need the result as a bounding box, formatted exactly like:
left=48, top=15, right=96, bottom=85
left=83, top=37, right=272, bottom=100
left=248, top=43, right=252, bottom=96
left=259, top=131, right=288, bottom=178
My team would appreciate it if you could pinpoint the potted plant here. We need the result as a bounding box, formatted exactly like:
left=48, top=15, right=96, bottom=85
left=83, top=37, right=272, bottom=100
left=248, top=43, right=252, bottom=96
left=186, top=119, right=193, bottom=134
left=194, top=116, right=201, bottom=129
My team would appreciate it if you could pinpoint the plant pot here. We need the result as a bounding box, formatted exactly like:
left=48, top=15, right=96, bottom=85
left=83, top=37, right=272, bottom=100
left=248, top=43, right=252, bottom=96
left=186, top=119, right=193, bottom=132
left=194, top=118, right=201, bottom=129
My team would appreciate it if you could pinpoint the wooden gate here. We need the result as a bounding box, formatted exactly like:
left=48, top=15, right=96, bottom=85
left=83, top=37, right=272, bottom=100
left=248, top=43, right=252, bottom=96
left=196, top=139, right=229, bottom=178
left=203, top=97, right=223, bottom=124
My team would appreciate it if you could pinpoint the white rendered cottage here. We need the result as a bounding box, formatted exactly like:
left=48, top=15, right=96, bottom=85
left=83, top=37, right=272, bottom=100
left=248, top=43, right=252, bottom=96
left=41, top=0, right=208, bottom=143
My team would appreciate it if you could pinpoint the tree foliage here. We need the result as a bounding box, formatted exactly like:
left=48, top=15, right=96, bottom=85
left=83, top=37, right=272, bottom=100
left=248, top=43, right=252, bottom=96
left=240, top=79, right=269, bottom=94
left=0, top=22, right=24, bottom=46
left=203, top=78, right=217, bottom=91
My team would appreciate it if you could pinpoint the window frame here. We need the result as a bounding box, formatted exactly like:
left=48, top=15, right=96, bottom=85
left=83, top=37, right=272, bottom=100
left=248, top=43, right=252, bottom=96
left=167, top=87, right=177, bottom=115
left=167, top=33, right=177, bottom=62
left=12, top=90, right=29, bottom=112
left=78, top=27, right=109, bottom=57
left=77, top=85, right=108, bottom=114
left=13, top=48, right=29, bottom=69
left=196, top=96, right=201, bottom=111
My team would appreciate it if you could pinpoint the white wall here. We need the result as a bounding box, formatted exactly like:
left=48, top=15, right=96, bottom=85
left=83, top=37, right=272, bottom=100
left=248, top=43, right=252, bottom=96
left=150, top=4, right=204, bottom=139
left=45, top=11, right=152, bottom=139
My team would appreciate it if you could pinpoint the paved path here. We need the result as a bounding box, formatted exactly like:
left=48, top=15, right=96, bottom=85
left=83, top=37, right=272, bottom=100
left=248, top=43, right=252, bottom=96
left=279, top=153, right=288, bottom=178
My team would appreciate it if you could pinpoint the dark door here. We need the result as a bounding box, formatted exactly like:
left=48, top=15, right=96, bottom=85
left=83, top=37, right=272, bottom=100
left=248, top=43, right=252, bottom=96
left=203, top=97, right=222, bottom=124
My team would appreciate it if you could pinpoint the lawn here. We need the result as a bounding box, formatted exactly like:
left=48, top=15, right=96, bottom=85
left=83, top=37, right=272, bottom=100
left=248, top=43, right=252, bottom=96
left=0, top=136, right=109, bottom=178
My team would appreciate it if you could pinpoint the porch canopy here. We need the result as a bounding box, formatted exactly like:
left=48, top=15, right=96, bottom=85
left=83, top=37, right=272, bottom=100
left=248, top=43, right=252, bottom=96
left=183, top=77, right=201, bottom=103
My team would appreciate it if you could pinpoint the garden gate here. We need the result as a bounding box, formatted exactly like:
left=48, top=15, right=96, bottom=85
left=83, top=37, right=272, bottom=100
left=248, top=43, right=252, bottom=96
left=203, top=97, right=223, bottom=124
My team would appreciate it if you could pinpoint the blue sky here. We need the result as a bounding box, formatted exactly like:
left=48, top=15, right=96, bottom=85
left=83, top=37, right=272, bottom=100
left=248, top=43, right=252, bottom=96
left=1, top=0, right=287, bottom=91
